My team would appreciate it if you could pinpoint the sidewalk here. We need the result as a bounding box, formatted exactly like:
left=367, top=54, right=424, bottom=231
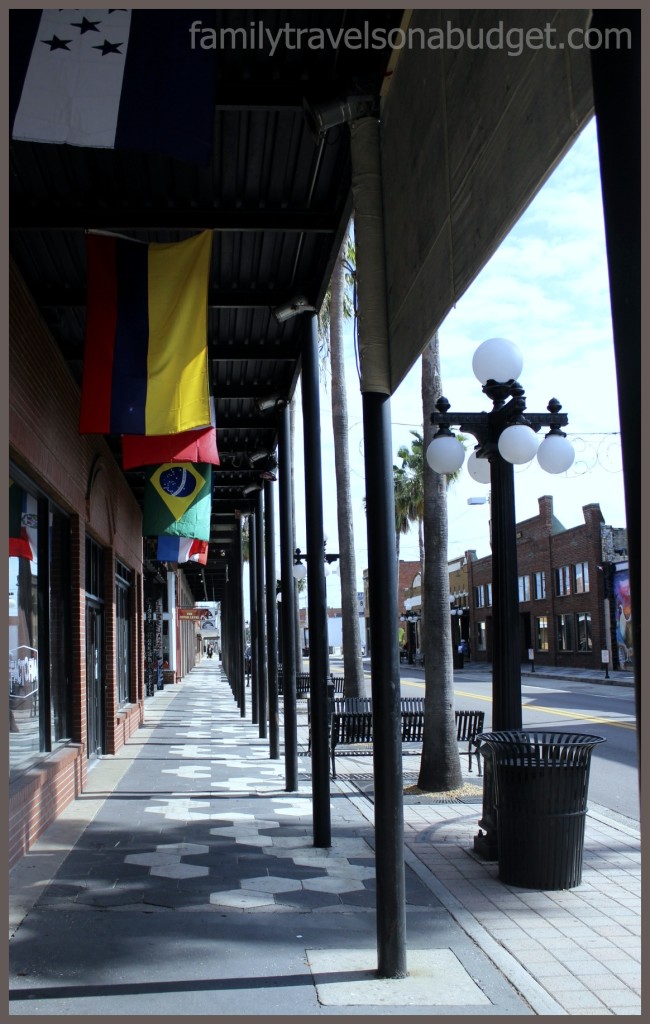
left=388, top=657, right=635, bottom=689
left=9, top=661, right=640, bottom=1015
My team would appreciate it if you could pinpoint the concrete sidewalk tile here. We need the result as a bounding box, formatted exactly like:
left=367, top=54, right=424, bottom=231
left=555, top=990, right=609, bottom=1011
left=591, top=989, right=641, bottom=1011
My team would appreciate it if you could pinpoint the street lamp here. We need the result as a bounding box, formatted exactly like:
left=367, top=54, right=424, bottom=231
left=425, top=337, right=575, bottom=858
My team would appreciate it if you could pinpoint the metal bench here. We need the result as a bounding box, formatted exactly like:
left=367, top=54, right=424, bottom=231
left=328, top=704, right=484, bottom=778
left=330, top=707, right=425, bottom=778
left=455, top=708, right=485, bottom=775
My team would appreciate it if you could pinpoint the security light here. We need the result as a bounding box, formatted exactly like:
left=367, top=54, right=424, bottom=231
left=271, top=295, right=316, bottom=323
left=302, top=95, right=379, bottom=141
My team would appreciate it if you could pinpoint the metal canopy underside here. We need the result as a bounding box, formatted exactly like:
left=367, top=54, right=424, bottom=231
left=9, top=8, right=403, bottom=602
left=10, top=8, right=601, bottom=604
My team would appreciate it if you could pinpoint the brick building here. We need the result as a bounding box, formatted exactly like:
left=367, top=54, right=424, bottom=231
left=9, top=262, right=201, bottom=866
left=467, top=496, right=629, bottom=672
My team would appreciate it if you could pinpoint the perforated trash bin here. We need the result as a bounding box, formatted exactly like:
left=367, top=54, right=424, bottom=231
left=475, top=731, right=605, bottom=890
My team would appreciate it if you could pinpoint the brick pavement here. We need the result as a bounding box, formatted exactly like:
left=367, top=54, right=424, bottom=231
left=9, top=660, right=640, bottom=1015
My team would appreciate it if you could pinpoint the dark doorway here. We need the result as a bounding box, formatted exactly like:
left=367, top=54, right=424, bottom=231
left=85, top=601, right=104, bottom=758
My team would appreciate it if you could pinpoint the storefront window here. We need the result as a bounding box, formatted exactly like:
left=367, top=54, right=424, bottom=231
left=9, top=475, right=70, bottom=775
left=115, top=561, right=132, bottom=706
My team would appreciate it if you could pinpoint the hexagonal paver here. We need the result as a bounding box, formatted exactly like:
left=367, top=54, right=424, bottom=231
left=162, top=765, right=212, bottom=779
left=209, top=822, right=279, bottom=838
left=243, top=876, right=303, bottom=893
left=209, top=888, right=276, bottom=908
left=290, top=849, right=352, bottom=867
left=337, top=864, right=374, bottom=881
left=235, top=834, right=273, bottom=847
left=150, top=862, right=209, bottom=879
left=211, top=812, right=255, bottom=823
left=125, top=842, right=208, bottom=868
left=160, top=842, right=210, bottom=857
left=302, top=874, right=365, bottom=893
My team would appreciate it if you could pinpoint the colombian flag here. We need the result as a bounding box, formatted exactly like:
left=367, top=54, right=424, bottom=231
left=121, top=396, right=219, bottom=470
left=143, top=463, right=212, bottom=541
left=79, top=230, right=212, bottom=436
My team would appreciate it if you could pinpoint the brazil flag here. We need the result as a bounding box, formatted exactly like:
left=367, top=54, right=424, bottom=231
left=143, top=463, right=212, bottom=541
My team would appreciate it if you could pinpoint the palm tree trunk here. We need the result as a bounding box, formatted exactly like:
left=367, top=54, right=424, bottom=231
left=329, top=249, right=366, bottom=696
left=418, top=334, right=463, bottom=791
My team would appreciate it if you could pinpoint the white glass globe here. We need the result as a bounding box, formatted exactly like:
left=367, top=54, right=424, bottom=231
left=467, top=450, right=491, bottom=484
left=537, top=433, right=575, bottom=474
left=426, top=435, right=465, bottom=474
left=472, top=337, right=524, bottom=385
left=292, top=562, right=307, bottom=580
left=497, top=423, right=539, bottom=464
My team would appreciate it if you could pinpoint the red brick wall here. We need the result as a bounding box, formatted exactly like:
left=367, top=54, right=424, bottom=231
left=8, top=745, right=86, bottom=868
left=9, top=260, right=145, bottom=863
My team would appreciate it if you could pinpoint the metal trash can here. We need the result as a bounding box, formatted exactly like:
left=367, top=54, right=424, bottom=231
left=475, top=731, right=605, bottom=890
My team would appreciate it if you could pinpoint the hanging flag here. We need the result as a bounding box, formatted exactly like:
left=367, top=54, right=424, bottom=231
left=156, top=536, right=209, bottom=565
left=121, top=397, right=219, bottom=469
left=79, top=230, right=212, bottom=436
left=143, top=463, right=212, bottom=541
left=9, top=480, right=38, bottom=560
left=10, top=9, right=216, bottom=165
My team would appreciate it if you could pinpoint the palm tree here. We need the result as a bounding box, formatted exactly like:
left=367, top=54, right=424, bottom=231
left=318, top=234, right=366, bottom=697
left=418, top=332, right=463, bottom=791
left=395, top=431, right=426, bottom=567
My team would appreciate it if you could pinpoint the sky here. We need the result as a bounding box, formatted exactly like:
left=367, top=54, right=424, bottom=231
left=272, top=116, right=624, bottom=611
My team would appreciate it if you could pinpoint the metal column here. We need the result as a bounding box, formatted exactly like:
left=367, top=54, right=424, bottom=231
left=265, top=478, right=280, bottom=759
left=235, top=517, right=245, bottom=718
left=278, top=403, right=298, bottom=790
left=301, top=314, right=331, bottom=848
left=255, top=488, right=268, bottom=739
left=249, top=512, right=258, bottom=724
left=351, top=113, right=406, bottom=978
left=363, top=392, right=407, bottom=978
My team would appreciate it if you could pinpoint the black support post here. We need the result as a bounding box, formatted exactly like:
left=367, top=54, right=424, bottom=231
left=589, top=10, right=641, bottom=768
left=249, top=512, right=258, bottom=724
left=233, top=518, right=245, bottom=717
left=362, top=391, right=407, bottom=979
left=488, top=453, right=522, bottom=731
left=255, top=489, right=268, bottom=740
left=301, top=314, right=331, bottom=848
left=265, top=478, right=280, bottom=759
left=278, top=403, right=298, bottom=790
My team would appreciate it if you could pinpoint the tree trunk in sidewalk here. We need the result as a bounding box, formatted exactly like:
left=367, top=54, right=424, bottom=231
left=329, top=247, right=366, bottom=697
left=418, top=334, right=463, bottom=791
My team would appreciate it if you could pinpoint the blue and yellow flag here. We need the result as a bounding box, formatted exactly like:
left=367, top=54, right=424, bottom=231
left=143, top=463, right=212, bottom=541
left=79, top=230, right=212, bottom=436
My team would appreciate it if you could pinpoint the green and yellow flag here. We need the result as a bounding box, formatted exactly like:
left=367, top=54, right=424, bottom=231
left=143, top=463, right=212, bottom=541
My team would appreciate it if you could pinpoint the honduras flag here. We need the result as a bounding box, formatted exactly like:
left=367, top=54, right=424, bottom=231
left=10, top=10, right=216, bottom=165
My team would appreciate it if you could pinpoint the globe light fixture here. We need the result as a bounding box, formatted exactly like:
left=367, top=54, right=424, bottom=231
left=537, top=427, right=576, bottom=474
left=467, top=450, right=491, bottom=484
left=292, top=560, right=307, bottom=580
left=497, top=422, right=540, bottom=464
left=425, top=427, right=465, bottom=474
left=472, top=336, right=524, bottom=385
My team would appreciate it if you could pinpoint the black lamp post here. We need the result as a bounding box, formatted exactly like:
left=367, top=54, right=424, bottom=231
left=426, top=337, right=575, bottom=858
